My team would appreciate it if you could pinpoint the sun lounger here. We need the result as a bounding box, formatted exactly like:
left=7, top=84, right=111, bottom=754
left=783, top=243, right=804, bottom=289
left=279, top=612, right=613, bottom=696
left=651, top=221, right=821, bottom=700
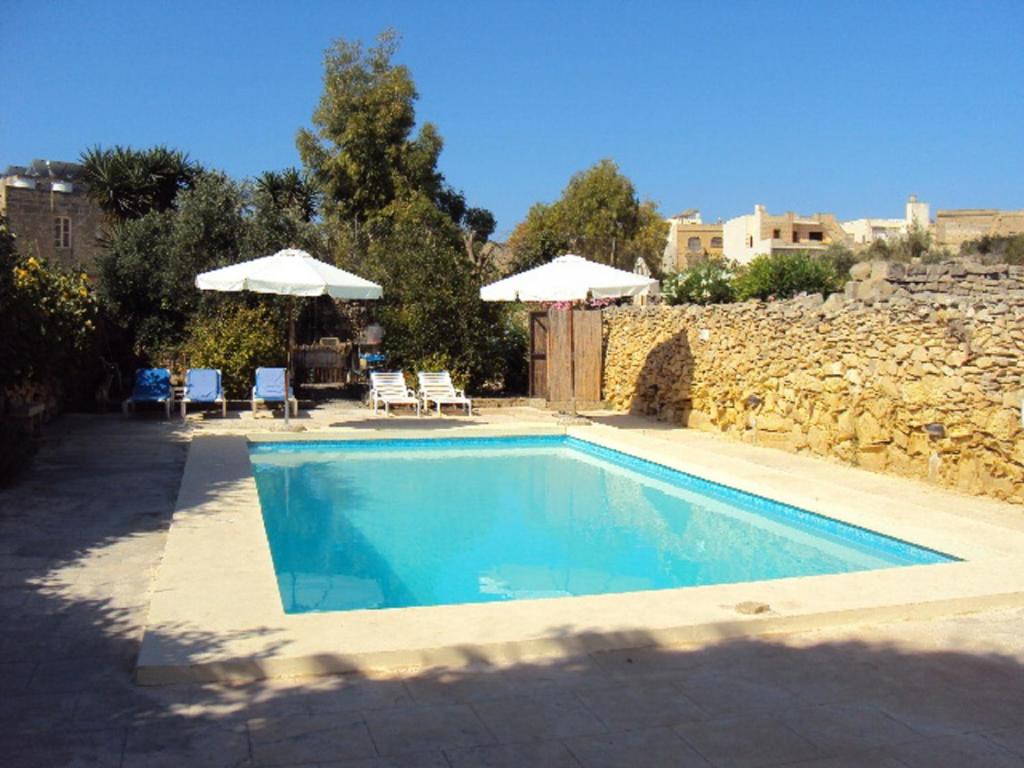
left=417, top=371, right=472, bottom=416
left=181, top=368, right=227, bottom=419
left=252, top=367, right=298, bottom=417
left=369, top=371, right=420, bottom=416
left=123, top=368, right=172, bottom=418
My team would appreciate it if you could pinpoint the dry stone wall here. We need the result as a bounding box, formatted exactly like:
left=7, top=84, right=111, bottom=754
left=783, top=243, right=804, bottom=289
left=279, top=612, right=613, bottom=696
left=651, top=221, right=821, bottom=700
left=603, top=261, right=1024, bottom=504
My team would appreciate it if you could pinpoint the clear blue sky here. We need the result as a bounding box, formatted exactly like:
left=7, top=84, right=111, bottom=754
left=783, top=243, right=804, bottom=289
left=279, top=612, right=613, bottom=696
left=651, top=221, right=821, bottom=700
left=2, top=0, right=1022, bottom=239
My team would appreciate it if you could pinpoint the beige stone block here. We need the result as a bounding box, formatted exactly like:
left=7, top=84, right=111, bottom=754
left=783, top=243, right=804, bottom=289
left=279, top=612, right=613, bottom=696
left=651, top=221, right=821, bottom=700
left=857, top=447, right=889, bottom=471
left=836, top=412, right=856, bottom=441
left=807, top=426, right=829, bottom=455
left=856, top=412, right=889, bottom=446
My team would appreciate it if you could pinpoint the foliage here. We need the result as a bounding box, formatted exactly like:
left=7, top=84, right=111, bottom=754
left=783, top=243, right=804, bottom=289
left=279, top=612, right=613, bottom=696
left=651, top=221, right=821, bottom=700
left=507, top=202, right=568, bottom=272
left=820, top=244, right=859, bottom=283
left=0, top=216, right=98, bottom=390
left=732, top=251, right=842, bottom=301
left=254, top=168, right=319, bottom=223
left=96, top=172, right=246, bottom=356
left=244, top=173, right=325, bottom=258
left=508, top=159, right=668, bottom=273
left=662, top=259, right=737, bottom=305
left=960, top=233, right=1024, bottom=265
left=361, top=192, right=518, bottom=390
left=180, top=304, right=285, bottom=398
left=80, top=145, right=199, bottom=221
left=299, top=31, right=523, bottom=392
left=297, top=30, right=447, bottom=231
left=862, top=224, right=948, bottom=263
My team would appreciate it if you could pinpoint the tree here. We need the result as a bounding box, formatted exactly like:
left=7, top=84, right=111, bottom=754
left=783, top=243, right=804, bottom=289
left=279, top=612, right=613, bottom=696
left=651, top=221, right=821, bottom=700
left=298, top=31, right=441, bottom=235
left=508, top=160, right=668, bottom=273
left=254, top=168, right=319, bottom=223
left=297, top=31, right=522, bottom=390
left=245, top=170, right=324, bottom=258
left=80, top=145, right=199, bottom=222
left=0, top=215, right=97, bottom=389
left=97, top=172, right=246, bottom=355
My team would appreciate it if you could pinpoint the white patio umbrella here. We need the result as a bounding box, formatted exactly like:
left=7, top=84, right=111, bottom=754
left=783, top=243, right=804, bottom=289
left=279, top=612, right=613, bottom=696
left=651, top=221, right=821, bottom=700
left=196, top=248, right=383, bottom=423
left=480, top=254, right=658, bottom=415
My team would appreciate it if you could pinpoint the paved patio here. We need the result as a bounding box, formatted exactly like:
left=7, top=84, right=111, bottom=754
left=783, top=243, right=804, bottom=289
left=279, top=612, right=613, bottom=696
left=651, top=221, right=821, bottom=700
left=2, top=412, right=1023, bottom=767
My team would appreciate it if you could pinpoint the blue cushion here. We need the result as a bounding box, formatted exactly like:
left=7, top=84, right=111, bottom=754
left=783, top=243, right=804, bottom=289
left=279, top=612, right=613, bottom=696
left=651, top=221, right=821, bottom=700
left=185, top=369, right=221, bottom=403
left=131, top=368, right=171, bottom=402
left=254, top=368, right=292, bottom=401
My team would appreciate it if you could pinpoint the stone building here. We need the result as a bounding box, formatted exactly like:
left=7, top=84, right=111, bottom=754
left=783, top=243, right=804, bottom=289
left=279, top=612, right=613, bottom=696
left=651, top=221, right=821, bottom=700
left=661, top=209, right=724, bottom=272
left=934, top=207, right=1024, bottom=250
left=722, top=204, right=849, bottom=264
left=842, top=195, right=932, bottom=247
left=0, top=160, right=104, bottom=272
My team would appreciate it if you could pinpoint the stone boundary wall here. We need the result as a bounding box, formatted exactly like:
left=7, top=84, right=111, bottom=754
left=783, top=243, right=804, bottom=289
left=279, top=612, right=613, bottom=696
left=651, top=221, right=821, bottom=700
left=603, top=261, right=1024, bottom=504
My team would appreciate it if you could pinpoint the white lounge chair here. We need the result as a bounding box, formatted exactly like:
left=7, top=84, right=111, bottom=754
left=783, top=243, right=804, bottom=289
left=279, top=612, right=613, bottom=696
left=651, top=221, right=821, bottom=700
left=369, top=371, right=420, bottom=416
left=417, top=371, right=472, bottom=416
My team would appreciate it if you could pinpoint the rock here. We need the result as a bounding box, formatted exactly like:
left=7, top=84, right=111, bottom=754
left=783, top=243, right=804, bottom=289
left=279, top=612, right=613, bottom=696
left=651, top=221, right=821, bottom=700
left=849, top=262, right=872, bottom=281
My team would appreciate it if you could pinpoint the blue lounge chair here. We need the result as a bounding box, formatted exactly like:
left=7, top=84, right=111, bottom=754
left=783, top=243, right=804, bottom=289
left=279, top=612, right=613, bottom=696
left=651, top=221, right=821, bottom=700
left=252, top=367, right=298, bottom=417
left=181, top=368, right=227, bottom=419
left=122, top=368, right=172, bottom=418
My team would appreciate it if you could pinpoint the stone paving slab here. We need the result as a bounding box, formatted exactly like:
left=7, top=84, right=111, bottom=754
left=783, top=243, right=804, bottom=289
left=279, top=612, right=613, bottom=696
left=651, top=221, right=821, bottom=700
left=2, top=414, right=1024, bottom=766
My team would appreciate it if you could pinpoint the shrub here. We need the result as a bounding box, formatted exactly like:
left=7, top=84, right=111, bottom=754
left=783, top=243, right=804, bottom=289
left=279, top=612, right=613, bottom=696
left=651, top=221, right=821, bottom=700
left=662, top=259, right=736, bottom=305
left=0, top=216, right=98, bottom=393
left=820, top=244, right=859, bottom=285
left=733, top=251, right=841, bottom=301
left=961, top=234, right=1024, bottom=265
left=181, top=304, right=285, bottom=398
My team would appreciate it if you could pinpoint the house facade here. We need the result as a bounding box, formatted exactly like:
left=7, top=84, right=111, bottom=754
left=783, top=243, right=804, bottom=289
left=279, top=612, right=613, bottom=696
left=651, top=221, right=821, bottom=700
left=661, top=209, right=724, bottom=272
left=0, top=160, right=104, bottom=272
left=722, top=205, right=849, bottom=264
left=934, top=208, right=1024, bottom=249
left=842, top=195, right=932, bottom=247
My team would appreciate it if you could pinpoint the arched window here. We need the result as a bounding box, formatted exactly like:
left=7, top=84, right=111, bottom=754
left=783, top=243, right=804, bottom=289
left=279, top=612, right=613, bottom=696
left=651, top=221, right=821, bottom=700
left=686, top=237, right=702, bottom=252
left=710, top=236, right=723, bottom=248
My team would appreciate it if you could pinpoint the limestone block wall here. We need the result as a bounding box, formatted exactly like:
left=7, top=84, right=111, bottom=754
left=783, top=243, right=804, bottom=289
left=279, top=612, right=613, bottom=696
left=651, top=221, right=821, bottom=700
left=603, top=262, right=1024, bottom=504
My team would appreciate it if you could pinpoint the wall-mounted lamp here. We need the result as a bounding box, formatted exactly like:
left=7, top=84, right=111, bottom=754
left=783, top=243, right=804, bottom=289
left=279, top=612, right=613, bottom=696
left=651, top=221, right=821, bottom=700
left=923, top=423, right=946, bottom=439
left=745, top=394, right=763, bottom=409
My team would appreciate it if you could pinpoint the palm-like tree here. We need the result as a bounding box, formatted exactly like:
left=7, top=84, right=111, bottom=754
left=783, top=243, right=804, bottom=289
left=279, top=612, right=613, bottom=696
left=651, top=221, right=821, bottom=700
left=255, top=168, right=319, bottom=222
left=80, top=145, right=199, bottom=221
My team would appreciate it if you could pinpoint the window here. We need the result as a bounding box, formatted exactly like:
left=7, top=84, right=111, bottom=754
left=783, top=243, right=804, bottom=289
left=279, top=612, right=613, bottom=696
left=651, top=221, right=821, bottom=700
left=686, top=236, right=702, bottom=252
left=809, top=231, right=824, bottom=242
left=747, top=235, right=753, bottom=248
left=792, top=231, right=800, bottom=243
left=772, top=228, right=781, bottom=239
left=54, top=217, right=71, bottom=249
left=710, top=236, right=723, bottom=248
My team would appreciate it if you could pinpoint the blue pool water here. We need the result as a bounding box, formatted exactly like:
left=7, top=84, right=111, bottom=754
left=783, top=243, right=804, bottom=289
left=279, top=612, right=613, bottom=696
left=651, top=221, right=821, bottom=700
left=249, top=436, right=952, bottom=614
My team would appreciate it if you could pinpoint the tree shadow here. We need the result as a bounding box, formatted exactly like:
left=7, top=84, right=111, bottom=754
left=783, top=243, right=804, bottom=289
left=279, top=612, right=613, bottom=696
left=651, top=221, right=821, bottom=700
left=604, top=327, right=699, bottom=427
left=2, top=414, right=1023, bottom=766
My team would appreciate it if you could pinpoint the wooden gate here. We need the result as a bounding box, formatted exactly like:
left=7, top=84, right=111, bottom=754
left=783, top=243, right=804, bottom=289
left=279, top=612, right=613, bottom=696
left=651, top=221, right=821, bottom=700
left=530, top=309, right=602, bottom=404
left=529, top=312, right=549, bottom=398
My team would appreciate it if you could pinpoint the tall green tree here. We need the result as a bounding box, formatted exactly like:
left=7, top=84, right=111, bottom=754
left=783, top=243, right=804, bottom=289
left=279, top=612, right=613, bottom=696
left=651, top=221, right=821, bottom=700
left=297, top=31, right=444, bottom=240
left=508, top=159, right=669, bottom=274
left=297, top=31, right=521, bottom=390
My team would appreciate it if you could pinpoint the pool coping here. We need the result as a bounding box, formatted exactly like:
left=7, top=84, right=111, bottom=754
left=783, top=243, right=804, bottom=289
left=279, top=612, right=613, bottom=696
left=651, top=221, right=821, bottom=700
left=137, top=425, right=1024, bottom=685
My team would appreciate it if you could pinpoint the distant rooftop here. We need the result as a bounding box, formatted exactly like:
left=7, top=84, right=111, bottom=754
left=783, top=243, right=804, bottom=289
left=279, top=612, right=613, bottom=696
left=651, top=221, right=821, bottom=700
left=2, top=159, right=84, bottom=181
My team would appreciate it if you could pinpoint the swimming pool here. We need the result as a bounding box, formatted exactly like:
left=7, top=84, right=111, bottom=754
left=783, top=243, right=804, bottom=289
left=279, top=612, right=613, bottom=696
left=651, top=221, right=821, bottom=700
left=249, top=436, right=952, bottom=614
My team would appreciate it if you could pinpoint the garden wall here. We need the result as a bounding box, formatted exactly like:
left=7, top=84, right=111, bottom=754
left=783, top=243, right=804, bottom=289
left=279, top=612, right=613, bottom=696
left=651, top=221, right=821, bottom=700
left=602, top=261, right=1024, bottom=504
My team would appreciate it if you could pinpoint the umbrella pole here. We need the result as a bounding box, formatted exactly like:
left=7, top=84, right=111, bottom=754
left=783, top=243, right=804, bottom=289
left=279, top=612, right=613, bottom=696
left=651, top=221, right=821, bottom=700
left=285, top=297, right=295, bottom=425
left=568, top=303, right=577, bottom=416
